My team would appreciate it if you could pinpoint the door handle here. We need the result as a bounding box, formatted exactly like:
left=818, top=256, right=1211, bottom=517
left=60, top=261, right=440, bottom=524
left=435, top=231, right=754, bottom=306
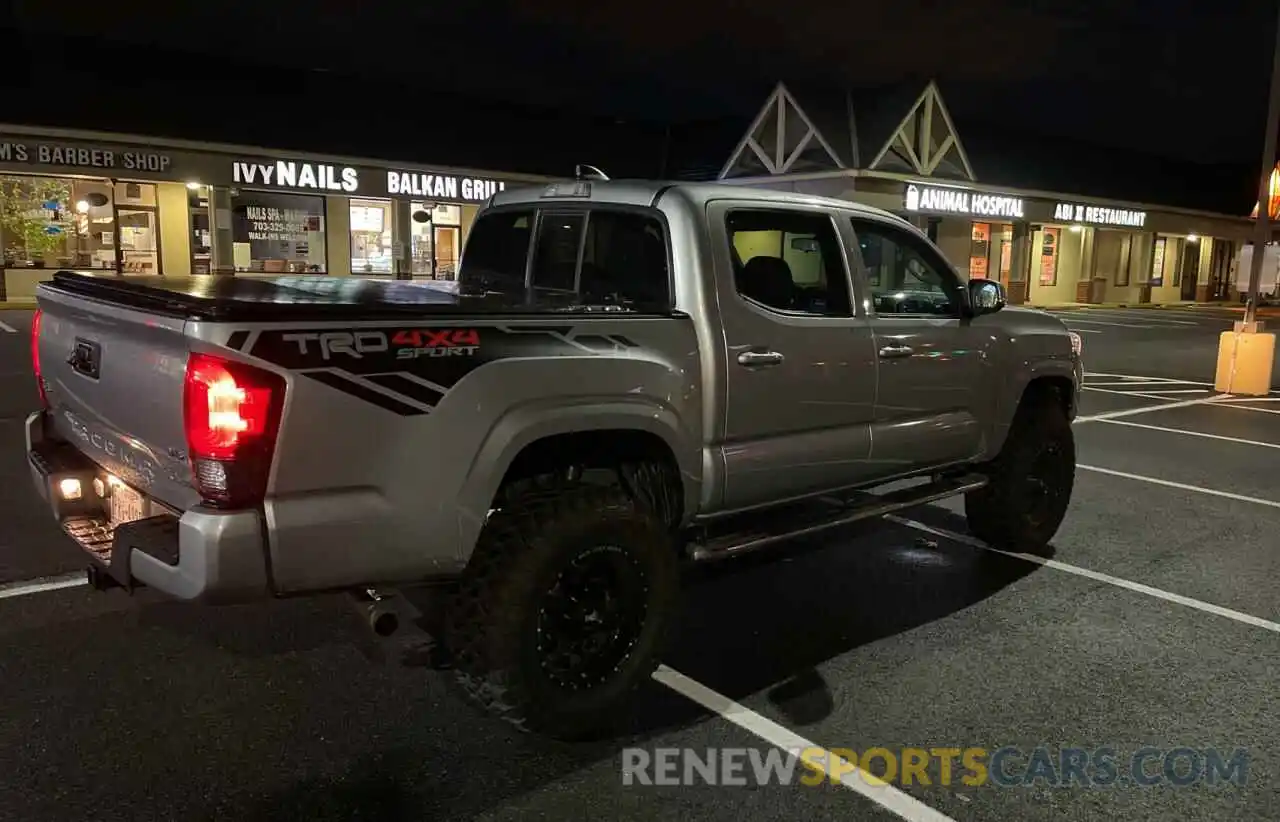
left=737, top=350, right=785, bottom=367
left=878, top=344, right=914, bottom=359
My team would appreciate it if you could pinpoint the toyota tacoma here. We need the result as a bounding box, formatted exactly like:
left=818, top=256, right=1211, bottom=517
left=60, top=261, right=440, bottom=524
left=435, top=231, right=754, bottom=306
left=25, top=177, right=1082, bottom=739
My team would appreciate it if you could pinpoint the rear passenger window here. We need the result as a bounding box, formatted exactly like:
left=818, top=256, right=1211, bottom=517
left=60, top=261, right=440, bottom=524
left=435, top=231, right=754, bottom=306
left=726, top=209, right=852, bottom=317
left=457, top=208, right=670, bottom=310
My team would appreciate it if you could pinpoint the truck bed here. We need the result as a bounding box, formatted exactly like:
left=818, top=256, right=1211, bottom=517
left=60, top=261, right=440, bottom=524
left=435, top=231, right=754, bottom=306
left=43, top=271, right=483, bottom=322
left=44, top=271, right=677, bottom=321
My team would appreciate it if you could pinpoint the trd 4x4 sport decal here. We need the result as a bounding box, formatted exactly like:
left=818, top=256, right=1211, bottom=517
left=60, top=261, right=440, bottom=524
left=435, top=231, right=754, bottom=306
left=229, top=325, right=639, bottom=416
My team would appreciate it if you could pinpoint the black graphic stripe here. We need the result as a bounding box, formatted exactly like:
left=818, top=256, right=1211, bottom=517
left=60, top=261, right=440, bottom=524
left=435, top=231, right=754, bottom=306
left=364, top=373, right=446, bottom=407
left=304, top=371, right=428, bottom=416
left=225, top=330, right=250, bottom=351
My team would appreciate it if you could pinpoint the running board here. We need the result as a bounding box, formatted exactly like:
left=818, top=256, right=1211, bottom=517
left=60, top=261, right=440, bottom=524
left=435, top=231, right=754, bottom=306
left=687, top=473, right=988, bottom=562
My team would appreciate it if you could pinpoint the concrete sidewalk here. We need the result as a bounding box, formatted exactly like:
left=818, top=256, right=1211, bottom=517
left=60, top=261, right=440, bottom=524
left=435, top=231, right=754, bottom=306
left=0, top=300, right=36, bottom=310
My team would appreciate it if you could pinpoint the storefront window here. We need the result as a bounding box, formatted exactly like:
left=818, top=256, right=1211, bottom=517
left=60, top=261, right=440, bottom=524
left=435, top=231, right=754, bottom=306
left=969, top=223, right=990, bottom=279
left=1150, top=237, right=1167, bottom=286
left=410, top=202, right=461, bottom=279
left=350, top=198, right=394, bottom=274
left=1038, top=227, right=1060, bottom=286
left=0, top=176, right=160, bottom=273
left=231, top=190, right=326, bottom=274
left=188, top=184, right=212, bottom=274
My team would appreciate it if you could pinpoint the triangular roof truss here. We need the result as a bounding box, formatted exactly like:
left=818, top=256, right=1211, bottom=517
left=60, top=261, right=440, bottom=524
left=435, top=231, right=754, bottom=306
left=719, top=82, right=845, bottom=179
left=867, top=81, right=976, bottom=181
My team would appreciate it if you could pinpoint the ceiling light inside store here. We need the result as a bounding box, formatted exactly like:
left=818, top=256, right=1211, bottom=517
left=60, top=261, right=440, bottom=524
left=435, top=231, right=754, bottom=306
left=75, top=200, right=89, bottom=213
left=1187, top=234, right=1199, bottom=242
left=1069, top=224, right=1082, bottom=232
left=187, top=182, right=202, bottom=190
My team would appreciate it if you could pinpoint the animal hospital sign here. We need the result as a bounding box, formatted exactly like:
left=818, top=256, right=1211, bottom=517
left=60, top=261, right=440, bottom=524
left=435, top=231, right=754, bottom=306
left=905, top=184, right=1025, bottom=219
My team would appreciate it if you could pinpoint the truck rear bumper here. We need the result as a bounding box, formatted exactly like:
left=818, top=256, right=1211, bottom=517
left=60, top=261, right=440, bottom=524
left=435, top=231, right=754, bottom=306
left=25, top=411, right=270, bottom=604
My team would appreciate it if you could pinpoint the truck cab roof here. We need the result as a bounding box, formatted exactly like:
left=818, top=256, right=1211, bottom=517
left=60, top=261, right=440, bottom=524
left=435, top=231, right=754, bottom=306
left=487, top=178, right=914, bottom=227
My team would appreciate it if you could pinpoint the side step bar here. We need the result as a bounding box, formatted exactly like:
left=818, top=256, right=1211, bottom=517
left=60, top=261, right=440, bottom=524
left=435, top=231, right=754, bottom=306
left=688, top=473, right=988, bottom=562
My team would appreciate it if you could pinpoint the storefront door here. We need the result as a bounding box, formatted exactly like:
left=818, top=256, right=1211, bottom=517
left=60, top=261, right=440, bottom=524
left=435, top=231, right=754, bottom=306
left=1179, top=240, right=1200, bottom=301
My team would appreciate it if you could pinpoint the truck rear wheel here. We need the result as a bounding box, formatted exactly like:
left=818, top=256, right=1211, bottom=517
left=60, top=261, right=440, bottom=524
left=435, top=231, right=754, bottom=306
left=965, top=394, right=1075, bottom=555
left=446, top=483, right=679, bottom=740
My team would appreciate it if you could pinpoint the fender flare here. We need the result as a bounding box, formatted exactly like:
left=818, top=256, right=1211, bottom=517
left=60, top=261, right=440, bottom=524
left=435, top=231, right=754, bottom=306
left=454, top=398, right=701, bottom=559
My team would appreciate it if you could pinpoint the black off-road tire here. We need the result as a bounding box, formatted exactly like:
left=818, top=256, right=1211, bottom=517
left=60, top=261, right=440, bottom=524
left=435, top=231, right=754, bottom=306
left=965, top=393, right=1075, bottom=555
left=446, top=482, right=679, bottom=741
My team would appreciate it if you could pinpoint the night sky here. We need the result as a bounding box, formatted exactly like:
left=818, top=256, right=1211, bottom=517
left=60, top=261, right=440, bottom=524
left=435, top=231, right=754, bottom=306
left=7, top=1, right=1278, bottom=169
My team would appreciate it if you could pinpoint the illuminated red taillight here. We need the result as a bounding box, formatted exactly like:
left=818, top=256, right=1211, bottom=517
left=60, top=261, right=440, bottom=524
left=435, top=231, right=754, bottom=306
left=31, top=308, right=46, bottom=408
left=183, top=352, right=285, bottom=508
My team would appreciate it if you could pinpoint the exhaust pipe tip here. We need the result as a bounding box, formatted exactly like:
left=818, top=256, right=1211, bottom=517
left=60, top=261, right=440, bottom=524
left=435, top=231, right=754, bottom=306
left=369, top=607, right=399, bottom=637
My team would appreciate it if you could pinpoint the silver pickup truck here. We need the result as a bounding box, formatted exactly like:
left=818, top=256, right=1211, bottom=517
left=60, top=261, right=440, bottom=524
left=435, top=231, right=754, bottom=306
left=26, top=178, right=1082, bottom=739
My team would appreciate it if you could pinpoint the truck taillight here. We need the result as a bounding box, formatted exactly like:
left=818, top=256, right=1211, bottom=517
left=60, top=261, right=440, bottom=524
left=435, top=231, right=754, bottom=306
left=31, top=308, right=46, bottom=408
left=183, top=352, right=285, bottom=508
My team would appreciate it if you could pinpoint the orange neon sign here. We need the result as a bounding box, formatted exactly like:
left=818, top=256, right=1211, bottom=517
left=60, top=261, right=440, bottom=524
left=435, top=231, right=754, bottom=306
left=1251, top=165, right=1280, bottom=220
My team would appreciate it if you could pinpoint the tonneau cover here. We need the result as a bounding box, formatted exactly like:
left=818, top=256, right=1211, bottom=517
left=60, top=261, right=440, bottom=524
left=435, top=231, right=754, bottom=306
left=42, top=271, right=484, bottom=322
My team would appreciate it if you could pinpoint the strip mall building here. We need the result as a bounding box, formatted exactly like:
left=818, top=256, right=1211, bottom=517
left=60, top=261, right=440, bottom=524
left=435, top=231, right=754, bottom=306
left=697, top=81, right=1256, bottom=305
left=0, top=125, right=549, bottom=301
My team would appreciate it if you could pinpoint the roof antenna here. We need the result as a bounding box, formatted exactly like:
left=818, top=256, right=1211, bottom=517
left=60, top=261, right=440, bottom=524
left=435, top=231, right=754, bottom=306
left=575, top=164, right=609, bottom=181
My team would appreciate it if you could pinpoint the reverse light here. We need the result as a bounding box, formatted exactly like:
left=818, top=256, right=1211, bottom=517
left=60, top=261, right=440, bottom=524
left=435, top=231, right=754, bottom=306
left=31, top=308, right=46, bottom=408
left=1068, top=331, right=1083, bottom=357
left=183, top=353, right=285, bottom=508
left=59, top=478, right=82, bottom=501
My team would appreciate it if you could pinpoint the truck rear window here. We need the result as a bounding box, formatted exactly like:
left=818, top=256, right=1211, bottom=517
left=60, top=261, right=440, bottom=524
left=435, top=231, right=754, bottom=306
left=458, top=208, right=671, bottom=311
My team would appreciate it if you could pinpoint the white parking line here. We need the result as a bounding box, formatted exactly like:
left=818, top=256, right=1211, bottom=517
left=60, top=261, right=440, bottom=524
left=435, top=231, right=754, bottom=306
left=0, top=571, right=87, bottom=600
left=1079, top=464, right=1280, bottom=509
left=1134, top=389, right=1212, bottom=395
left=0, top=319, right=17, bottom=333
left=1085, top=372, right=1213, bottom=385
left=1075, top=394, right=1232, bottom=422
left=1060, top=319, right=1164, bottom=329
left=654, top=666, right=957, bottom=822
left=885, top=516, right=1280, bottom=635
left=1216, top=403, right=1280, bottom=416
left=1082, top=386, right=1211, bottom=401
left=1097, top=418, right=1280, bottom=450
left=1087, top=381, right=1196, bottom=388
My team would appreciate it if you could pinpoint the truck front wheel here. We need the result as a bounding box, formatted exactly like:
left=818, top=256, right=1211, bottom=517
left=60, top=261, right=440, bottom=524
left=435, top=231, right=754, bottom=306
left=446, top=483, right=679, bottom=740
left=965, top=394, right=1075, bottom=554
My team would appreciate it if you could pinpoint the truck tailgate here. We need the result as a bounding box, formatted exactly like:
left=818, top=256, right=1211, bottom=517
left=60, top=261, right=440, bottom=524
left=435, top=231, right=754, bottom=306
left=36, top=286, right=199, bottom=511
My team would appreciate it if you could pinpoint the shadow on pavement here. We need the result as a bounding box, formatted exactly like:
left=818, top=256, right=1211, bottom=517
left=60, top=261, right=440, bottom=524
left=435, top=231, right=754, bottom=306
left=0, top=505, right=1045, bottom=822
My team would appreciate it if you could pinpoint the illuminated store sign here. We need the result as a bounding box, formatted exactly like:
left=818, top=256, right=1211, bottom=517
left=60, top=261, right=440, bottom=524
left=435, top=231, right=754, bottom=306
left=232, top=160, right=360, bottom=193
left=0, top=138, right=178, bottom=175
left=1053, top=202, right=1147, bottom=228
left=905, top=184, right=1025, bottom=218
left=387, top=171, right=506, bottom=202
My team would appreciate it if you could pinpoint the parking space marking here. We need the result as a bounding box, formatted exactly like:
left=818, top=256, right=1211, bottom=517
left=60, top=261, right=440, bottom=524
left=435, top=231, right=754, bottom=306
left=1087, top=381, right=1196, bottom=388
left=1085, top=372, right=1213, bottom=385
left=1083, top=386, right=1209, bottom=401
left=886, top=515, right=1280, bottom=635
left=1058, top=318, right=1165, bottom=329
left=0, top=571, right=87, bottom=600
left=1097, top=418, right=1280, bottom=450
left=653, top=665, right=957, bottom=822
left=1215, top=402, right=1280, bottom=416
left=1075, top=395, right=1228, bottom=422
left=1078, top=464, right=1280, bottom=509
left=0, top=319, right=16, bottom=333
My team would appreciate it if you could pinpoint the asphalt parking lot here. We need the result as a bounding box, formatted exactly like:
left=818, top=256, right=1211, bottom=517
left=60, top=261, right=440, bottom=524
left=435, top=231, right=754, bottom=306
left=3, top=305, right=1280, bottom=821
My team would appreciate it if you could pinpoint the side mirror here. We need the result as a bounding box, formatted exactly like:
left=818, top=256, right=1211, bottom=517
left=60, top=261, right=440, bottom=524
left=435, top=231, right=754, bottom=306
left=967, top=278, right=1006, bottom=316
